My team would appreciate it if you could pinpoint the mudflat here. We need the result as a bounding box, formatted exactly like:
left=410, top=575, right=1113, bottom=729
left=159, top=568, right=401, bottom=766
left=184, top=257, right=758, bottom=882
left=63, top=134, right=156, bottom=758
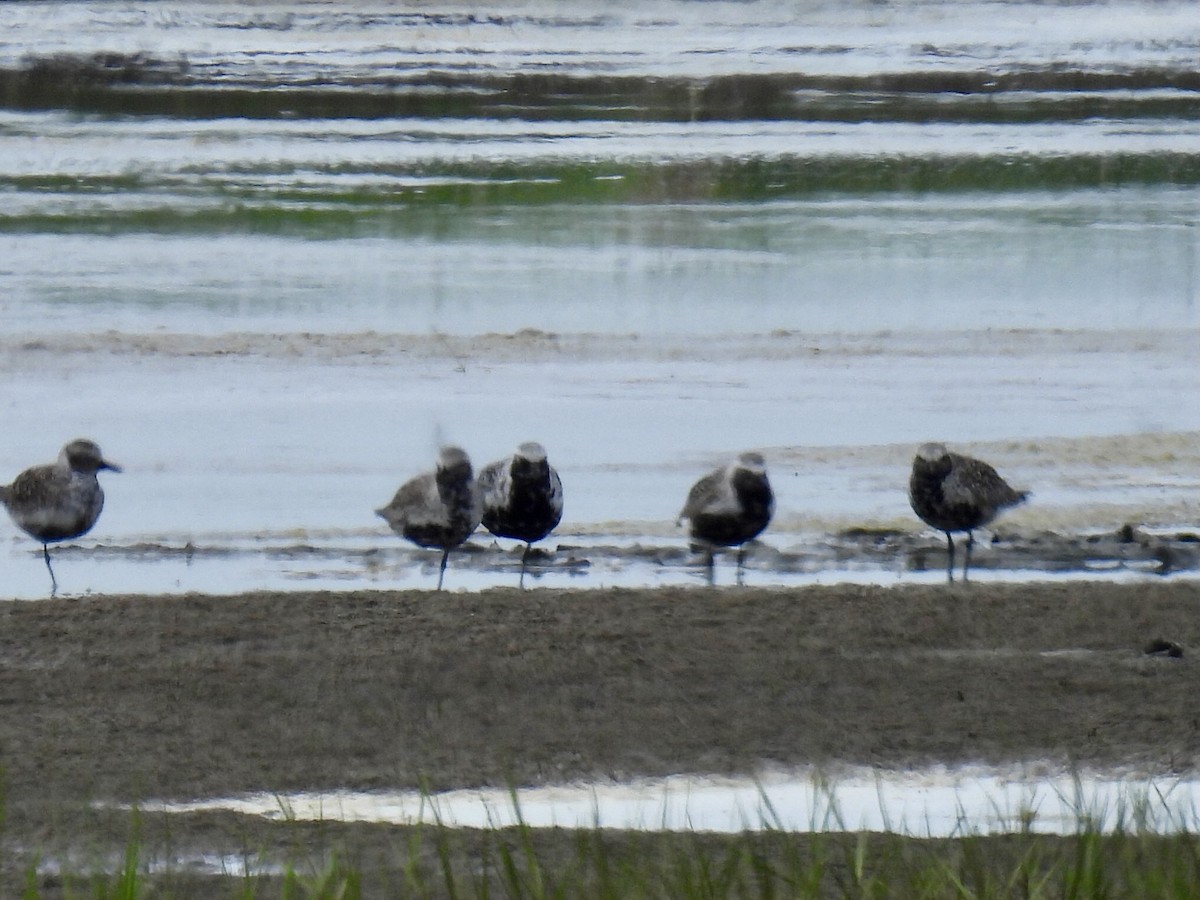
left=1, top=581, right=1198, bottom=810
left=3, top=580, right=1200, bottom=894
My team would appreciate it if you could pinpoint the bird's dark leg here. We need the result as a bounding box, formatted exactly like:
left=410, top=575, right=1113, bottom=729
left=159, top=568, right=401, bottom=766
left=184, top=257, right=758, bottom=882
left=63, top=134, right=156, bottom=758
left=736, top=546, right=746, bottom=587
left=519, top=543, right=531, bottom=590
left=944, top=532, right=955, bottom=584
left=705, top=549, right=716, bottom=586
left=963, top=531, right=975, bottom=583
left=437, top=549, right=449, bottom=591
left=43, top=543, right=58, bottom=597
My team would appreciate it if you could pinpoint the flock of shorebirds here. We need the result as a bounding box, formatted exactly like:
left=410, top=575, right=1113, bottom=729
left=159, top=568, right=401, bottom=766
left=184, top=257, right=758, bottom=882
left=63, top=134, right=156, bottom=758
left=0, top=437, right=1029, bottom=594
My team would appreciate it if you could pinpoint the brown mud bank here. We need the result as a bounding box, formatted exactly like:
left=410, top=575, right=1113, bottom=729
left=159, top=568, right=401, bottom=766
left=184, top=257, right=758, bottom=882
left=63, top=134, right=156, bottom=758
left=2, top=581, right=1200, bottom=894
left=2, top=581, right=1199, bottom=814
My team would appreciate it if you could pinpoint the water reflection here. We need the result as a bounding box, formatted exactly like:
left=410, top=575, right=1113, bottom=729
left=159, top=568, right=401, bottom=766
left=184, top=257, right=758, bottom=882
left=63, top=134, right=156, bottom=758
left=141, top=766, right=1200, bottom=837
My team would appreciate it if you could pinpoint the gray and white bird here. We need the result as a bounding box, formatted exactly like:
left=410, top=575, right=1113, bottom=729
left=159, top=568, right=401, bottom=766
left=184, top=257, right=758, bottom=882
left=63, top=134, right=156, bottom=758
left=375, top=445, right=482, bottom=590
left=908, top=442, right=1029, bottom=583
left=0, top=438, right=122, bottom=595
left=677, top=451, right=774, bottom=585
left=478, top=441, right=564, bottom=587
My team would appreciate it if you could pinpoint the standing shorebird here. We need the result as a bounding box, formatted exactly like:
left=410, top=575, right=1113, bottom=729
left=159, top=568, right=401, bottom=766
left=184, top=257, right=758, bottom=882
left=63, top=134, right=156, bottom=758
left=478, top=441, right=564, bottom=587
left=677, top=451, right=774, bottom=585
left=375, top=445, right=482, bottom=591
left=0, top=438, right=122, bottom=595
left=908, top=442, right=1029, bottom=583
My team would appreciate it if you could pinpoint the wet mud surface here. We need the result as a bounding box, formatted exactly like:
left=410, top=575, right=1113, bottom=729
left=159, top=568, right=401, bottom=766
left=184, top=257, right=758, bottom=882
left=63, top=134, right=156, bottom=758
left=2, top=581, right=1199, bottom=802
left=1, top=579, right=1199, bottom=890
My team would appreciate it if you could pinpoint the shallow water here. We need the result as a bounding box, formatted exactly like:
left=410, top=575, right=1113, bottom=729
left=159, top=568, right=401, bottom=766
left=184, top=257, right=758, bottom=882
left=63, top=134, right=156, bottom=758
left=2, top=330, right=1199, bottom=597
left=141, top=764, right=1200, bottom=837
left=0, top=325, right=1197, bottom=588
left=0, top=0, right=1198, bottom=597
left=3, top=0, right=1199, bottom=91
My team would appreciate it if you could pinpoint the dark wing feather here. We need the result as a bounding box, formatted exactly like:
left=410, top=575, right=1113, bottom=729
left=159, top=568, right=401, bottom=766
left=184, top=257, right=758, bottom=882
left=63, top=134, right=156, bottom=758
left=944, top=454, right=1026, bottom=510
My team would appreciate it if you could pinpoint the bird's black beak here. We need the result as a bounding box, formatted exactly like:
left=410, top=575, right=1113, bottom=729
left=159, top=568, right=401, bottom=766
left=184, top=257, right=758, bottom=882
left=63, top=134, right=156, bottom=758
left=101, top=459, right=123, bottom=473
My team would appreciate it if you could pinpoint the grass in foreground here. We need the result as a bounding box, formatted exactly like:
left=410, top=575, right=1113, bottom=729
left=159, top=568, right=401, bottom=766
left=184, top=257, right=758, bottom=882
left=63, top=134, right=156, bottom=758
left=9, top=789, right=1200, bottom=899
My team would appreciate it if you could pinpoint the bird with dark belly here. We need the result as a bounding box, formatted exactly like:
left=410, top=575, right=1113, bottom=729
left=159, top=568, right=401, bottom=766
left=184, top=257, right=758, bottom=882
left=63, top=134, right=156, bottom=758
left=376, top=445, right=482, bottom=590
left=908, top=442, right=1029, bottom=582
left=478, top=441, right=564, bottom=587
left=677, top=451, right=774, bottom=585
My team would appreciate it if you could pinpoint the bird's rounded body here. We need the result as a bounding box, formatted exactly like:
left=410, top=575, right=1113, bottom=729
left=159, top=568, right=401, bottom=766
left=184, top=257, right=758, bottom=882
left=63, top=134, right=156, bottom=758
left=376, top=446, right=481, bottom=552
left=908, top=442, right=1028, bottom=581
left=0, top=439, right=120, bottom=545
left=678, top=452, right=774, bottom=549
left=478, top=442, right=563, bottom=545
left=0, top=439, right=121, bottom=594
left=376, top=446, right=481, bottom=589
left=908, top=443, right=1027, bottom=535
left=2, top=465, right=105, bottom=542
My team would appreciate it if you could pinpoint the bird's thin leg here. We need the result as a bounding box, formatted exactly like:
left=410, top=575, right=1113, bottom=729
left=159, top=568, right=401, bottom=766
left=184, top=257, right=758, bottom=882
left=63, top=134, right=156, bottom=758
left=963, top=531, right=975, bottom=583
left=705, top=549, right=716, bottom=586
left=519, top=543, right=531, bottom=590
left=43, top=543, right=58, bottom=597
left=944, top=532, right=955, bottom=584
left=437, top=549, right=449, bottom=591
left=736, top=546, right=746, bottom=587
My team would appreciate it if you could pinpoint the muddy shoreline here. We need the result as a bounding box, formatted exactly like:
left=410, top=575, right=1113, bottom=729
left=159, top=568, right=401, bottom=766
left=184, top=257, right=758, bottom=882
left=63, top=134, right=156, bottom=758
left=2, top=582, right=1199, bottom=805
left=1, top=580, right=1199, bottom=892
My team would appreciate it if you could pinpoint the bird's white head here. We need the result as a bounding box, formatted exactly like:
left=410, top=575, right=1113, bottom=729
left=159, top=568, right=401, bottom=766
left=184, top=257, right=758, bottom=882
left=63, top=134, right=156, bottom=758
left=516, top=441, right=547, bottom=463
left=735, top=451, right=767, bottom=475
left=915, top=442, right=949, bottom=463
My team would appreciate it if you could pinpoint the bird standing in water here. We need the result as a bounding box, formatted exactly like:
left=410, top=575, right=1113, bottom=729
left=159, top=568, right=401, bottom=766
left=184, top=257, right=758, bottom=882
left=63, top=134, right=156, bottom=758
left=0, top=438, right=122, bottom=596
left=677, top=451, right=774, bottom=585
left=478, top=441, right=564, bottom=588
left=376, top=445, right=482, bottom=591
left=908, top=442, right=1029, bottom=583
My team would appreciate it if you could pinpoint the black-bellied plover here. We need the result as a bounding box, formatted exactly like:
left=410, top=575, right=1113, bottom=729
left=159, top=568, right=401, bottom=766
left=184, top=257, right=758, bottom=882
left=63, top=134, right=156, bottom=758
left=677, top=451, right=774, bottom=585
left=375, top=445, right=482, bottom=591
left=0, top=438, right=122, bottom=595
left=478, top=441, right=564, bottom=587
left=908, top=442, right=1029, bottom=583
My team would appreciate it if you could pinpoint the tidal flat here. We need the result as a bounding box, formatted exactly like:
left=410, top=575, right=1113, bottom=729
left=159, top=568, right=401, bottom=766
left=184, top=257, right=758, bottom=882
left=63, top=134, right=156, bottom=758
left=2, top=581, right=1199, bottom=894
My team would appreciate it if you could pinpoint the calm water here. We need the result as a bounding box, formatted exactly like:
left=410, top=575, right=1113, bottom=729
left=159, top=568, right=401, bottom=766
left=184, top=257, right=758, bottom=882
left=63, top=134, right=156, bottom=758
left=0, top=0, right=1198, bottom=595
left=144, top=765, right=1200, bottom=837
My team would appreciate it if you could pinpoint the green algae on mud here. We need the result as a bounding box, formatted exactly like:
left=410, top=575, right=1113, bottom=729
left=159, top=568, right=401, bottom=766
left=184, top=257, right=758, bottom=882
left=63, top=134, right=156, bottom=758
left=6, top=155, right=1200, bottom=240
